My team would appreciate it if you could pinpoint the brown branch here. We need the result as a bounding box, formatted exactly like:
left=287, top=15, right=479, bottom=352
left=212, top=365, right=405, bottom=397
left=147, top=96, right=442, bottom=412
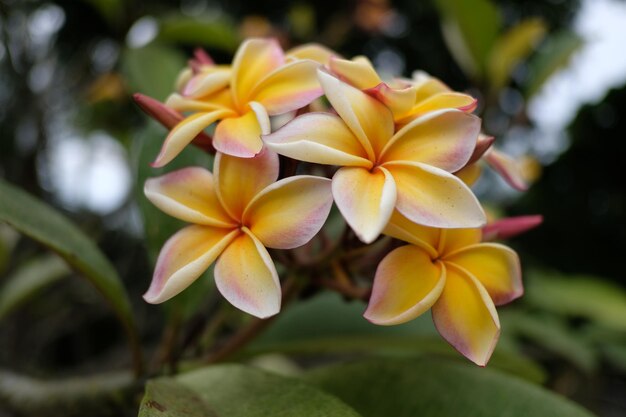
left=204, top=274, right=300, bottom=364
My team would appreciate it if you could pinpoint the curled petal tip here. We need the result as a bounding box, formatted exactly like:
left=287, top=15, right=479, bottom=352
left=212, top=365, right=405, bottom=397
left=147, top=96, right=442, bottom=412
left=459, top=97, right=479, bottom=113
left=466, top=134, right=495, bottom=166
left=485, top=149, right=529, bottom=191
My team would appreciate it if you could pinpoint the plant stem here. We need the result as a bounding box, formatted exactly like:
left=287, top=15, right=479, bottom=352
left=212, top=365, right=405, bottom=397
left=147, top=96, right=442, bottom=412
left=204, top=273, right=300, bottom=363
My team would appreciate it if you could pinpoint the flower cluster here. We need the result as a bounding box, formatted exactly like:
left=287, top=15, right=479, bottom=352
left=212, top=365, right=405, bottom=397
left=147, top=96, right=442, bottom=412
left=136, top=38, right=538, bottom=366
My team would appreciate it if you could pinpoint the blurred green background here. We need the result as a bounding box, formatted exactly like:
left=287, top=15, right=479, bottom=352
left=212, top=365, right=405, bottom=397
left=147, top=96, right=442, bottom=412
left=0, top=0, right=625, bottom=416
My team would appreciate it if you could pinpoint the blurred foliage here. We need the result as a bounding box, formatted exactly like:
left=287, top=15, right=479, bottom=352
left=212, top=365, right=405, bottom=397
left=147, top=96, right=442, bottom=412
left=0, top=0, right=625, bottom=416
left=512, top=86, right=626, bottom=283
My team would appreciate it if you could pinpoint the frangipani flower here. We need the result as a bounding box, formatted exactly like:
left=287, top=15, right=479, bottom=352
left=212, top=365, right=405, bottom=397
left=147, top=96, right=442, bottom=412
left=328, top=57, right=477, bottom=124
left=264, top=69, right=486, bottom=244
left=143, top=150, right=333, bottom=318
left=286, top=43, right=338, bottom=64
left=329, top=56, right=418, bottom=118
left=397, top=70, right=478, bottom=125
left=364, top=210, right=523, bottom=366
left=153, top=38, right=323, bottom=166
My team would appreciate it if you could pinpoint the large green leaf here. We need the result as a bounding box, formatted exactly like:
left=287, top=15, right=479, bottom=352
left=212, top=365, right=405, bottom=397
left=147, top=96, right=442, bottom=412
left=0, top=254, right=70, bottom=320
left=487, top=18, right=547, bottom=91
left=0, top=224, right=19, bottom=275
left=157, top=15, right=239, bottom=52
left=526, top=270, right=626, bottom=332
left=248, top=293, right=546, bottom=384
left=434, top=0, right=501, bottom=78
left=524, top=31, right=583, bottom=98
left=0, top=179, right=142, bottom=373
left=139, top=364, right=361, bottom=417
left=121, top=44, right=186, bottom=101
left=139, top=379, right=218, bottom=417
left=501, top=311, right=598, bottom=372
left=307, top=357, right=596, bottom=417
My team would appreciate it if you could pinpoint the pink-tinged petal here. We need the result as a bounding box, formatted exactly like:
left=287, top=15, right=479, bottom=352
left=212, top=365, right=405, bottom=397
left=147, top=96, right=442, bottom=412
left=286, top=43, right=337, bottom=64
left=432, top=265, right=500, bottom=366
left=439, top=228, right=482, bottom=255
left=384, top=161, right=486, bottom=228
left=144, top=226, right=239, bottom=304
left=249, top=101, right=272, bottom=134
left=144, top=167, right=236, bottom=227
left=165, top=92, right=235, bottom=113
left=231, top=38, right=285, bottom=109
left=318, top=68, right=394, bottom=159
left=332, top=166, right=397, bottom=244
left=380, top=109, right=481, bottom=172
left=329, top=56, right=380, bottom=89
left=176, top=67, right=194, bottom=92
left=466, top=134, right=495, bottom=166
left=214, top=229, right=281, bottom=318
left=133, top=94, right=218, bottom=151
left=213, top=108, right=267, bottom=158
left=262, top=112, right=372, bottom=168
left=455, top=163, right=482, bottom=186
left=183, top=66, right=231, bottom=98
left=365, top=82, right=417, bottom=120
left=444, top=243, right=523, bottom=305
left=152, top=110, right=232, bottom=167
left=365, top=246, right=445, bottom=325
left=250, top=59, right=323, bottom=115
left=383, top=210, right=440, bottom=258
left=410, top=92, right=477, bottom=117
left=193, top=47, right=214, bottom=65
left=485, top=148, right=528, bottom=191
left=244, top=176, right=333, bottom=249
left=133, top=93, right=183, bottom=129
left=214, top=149, right=279, bottom=220
left=482, top=215, right=543, bottom=241
left=412, top=71, right=451, bottom=100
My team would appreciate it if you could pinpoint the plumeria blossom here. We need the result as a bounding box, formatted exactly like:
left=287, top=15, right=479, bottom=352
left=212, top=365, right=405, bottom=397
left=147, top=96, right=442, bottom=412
left=328, top=56, right=477, bottom=124
left=264, top=69, right=486, bottom=244
left=143, top=150, right=333, bottom=318
left=153, top=38, right=323, bottom=165
left=364, top=210, right=523, bottom=366
left=286, top=43, right=338, bottom=64
left=397, top=70, right=478, bottom=125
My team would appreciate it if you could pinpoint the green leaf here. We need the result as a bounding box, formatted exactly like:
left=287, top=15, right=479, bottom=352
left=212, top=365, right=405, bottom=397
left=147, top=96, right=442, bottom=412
left=487, top=18, right=548, bottom=91
left=248, top=293, right=546, bottom=384
left=524, top=31, right=583, bottom=98
left=121, top=44, right=186, bottom=101
left=140, top=364, right=362, bottom=416
left=0, top=223, right=19, bottom=275
left=501, top=311, right=598, bottom=372
left=0, top=179, right=142, bottom=374
left=131, top=122, right=215, bottom=320
left=157, top=15, right=240, bottom=52
left=307, top=357, right=596, bottom=417
left=139, top=379, right=218, bottom=417
left=0, top=254, right=71, bottom=320
left=80, top=0, right=125, bottom=28
left=526, top=270, right=626, bottom=332
left=434, top=0, right=501, bottom=78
